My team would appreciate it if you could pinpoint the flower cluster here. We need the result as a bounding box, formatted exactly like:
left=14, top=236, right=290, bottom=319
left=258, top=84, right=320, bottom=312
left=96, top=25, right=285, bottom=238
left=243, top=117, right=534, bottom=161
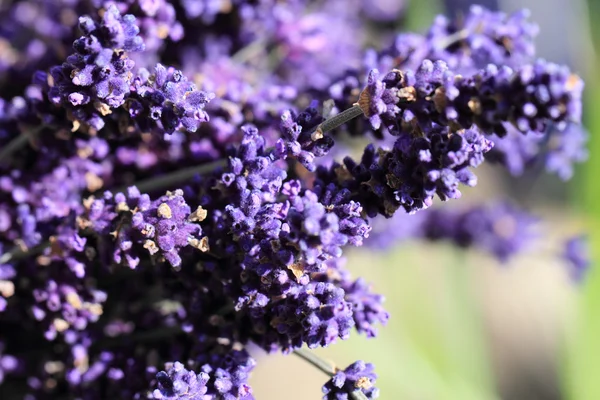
left=322, top=360, right=379, bottom=399
left=360, top=59, right=582, bottom=137
left=153, top=351, right=255, bottom=400
left=0, top=2, right=589, bottom=399
left=78, top=187, right=206, bottom=268
left=316, top=126, right=492, bottom=215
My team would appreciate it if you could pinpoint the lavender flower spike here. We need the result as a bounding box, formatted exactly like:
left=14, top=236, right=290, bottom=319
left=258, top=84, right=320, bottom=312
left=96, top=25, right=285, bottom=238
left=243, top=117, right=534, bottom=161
left=47, top=5, right=144, bottom=132
left=153, top=362, right=209, bottom=399
left=360, top=59, right=583, bottom=137
left=322, top=360, right=379, bottom=399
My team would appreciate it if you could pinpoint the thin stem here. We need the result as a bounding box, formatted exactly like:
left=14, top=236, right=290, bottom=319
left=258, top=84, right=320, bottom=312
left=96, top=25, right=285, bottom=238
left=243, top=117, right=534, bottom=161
left=313, top=104, right=364, bottom=138
left=0, top=133, right=31, bottom=163
left=232, top=39, right=268, bottom=64
left=436, top=28, right=470, bottom=50
left=293, top=348, right=336, bottom=376
left=350, top=390, right=370, bottom=400
left=111, top=158, right=227, bottom=194
left=293, top=349, right=369, bottom=400
left=0, top=240, right=49, bottom=264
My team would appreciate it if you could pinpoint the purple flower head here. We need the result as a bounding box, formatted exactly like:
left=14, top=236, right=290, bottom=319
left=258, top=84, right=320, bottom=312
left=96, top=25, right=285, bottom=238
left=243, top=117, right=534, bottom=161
left=131, top=64, right=214, bottom=134
left=79, top=187, right=206, bottom=268
left=94, top=0, right=185, bottom=55
left=563, top=235, right=591, bottom=283
left=365, top=6, right=538, bottom=76
left=359, top=60, right=583, bottom=138
left=153, top=362, right=209, bottom=399
left=45, top=5, right=144, bottom=132
left=322, top=360, right=379, bottom=399
left=79, top=5, right=145, bottom=52
left=423, top=202, right=538, bottom=262
left=316, top=125, right=492, bottom=216
left=252, top=280, right=355, bottom=351
left=426, top=6, right=538, bottom=72
left=154, top=350, right=255, bottom=399
left=199, top=350, right=256, bottom=399
left=275, top=104, right=332, bottom=172
left=31, top=276, right=107, bottom=341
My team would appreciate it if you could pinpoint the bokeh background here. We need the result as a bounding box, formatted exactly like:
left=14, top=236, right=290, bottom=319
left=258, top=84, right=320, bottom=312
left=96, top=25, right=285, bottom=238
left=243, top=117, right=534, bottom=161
left=248, top=0, right=600, bottom=399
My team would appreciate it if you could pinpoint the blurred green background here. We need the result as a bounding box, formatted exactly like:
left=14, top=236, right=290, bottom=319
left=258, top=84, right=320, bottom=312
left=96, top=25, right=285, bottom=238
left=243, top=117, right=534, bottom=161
left=250, top=0, right=600, bottom=398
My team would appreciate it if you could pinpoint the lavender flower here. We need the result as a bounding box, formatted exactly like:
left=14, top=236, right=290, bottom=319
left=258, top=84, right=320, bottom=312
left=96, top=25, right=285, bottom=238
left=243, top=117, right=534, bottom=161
left=47, top=5, right=143, bottom=131
left=78, top=187, right=206, bottom=268
left=129, top=64, right=214, bottom=135
left=153, top=362, right=209, bottom=399
left=317, top=126, right=492, bottom=216
left=360, top=59, right=583, bottom=137
left=563, top=235, right=591, bottom=283
left=154, top=350, right=255, bottom=399
left=94, top=0, right=184, bottom=54
left=423, top=6, right=538, bottom=72
left=322, top=360, right=379, bottom=399
left=423, top=202, right=538, bottom=262
left=486, top=123, right=588, bottom=180
left=274, top=104, right=332, bottom=172
left=0, top=3, right=588, bottom=399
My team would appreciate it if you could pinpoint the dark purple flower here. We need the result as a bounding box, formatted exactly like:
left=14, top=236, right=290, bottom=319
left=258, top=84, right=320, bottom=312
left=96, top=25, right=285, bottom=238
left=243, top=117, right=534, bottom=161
left=317, top=126, right=492, bottom=216
left=130, top=64, right=214, bottom=135
left=79, top=187, right=206, bottom=268
left=46, top=5, right=143, bottom=132
left=154, top=350, right=255, bottom=399
left=153, top=362, right=209, bottom=399
left=360, top=59, right=583, bottom=137
left=322, top=360, right=379, bottom=399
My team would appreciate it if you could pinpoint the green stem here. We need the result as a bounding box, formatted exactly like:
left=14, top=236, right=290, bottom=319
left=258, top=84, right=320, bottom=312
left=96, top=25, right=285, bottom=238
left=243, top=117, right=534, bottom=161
left=293, top=348, right=336, bottom=376
left=313, top=104, right=364, bottom=138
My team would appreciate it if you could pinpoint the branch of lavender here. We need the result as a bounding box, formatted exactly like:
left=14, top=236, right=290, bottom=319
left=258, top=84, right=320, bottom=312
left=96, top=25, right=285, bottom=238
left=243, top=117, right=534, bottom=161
left=0, top=103, right=365, bottom=263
